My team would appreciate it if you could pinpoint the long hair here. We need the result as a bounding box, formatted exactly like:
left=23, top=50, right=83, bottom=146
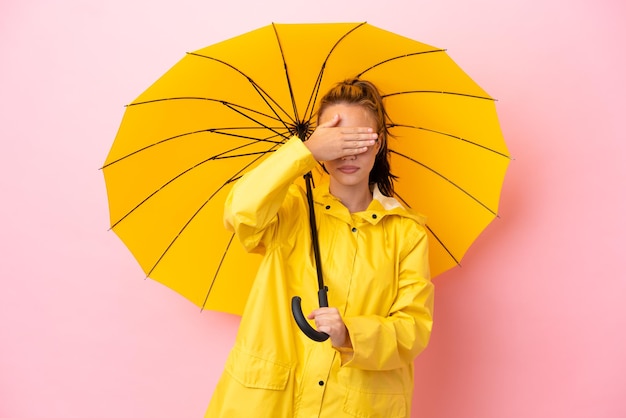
left=316, top=78, right=397, bottom=196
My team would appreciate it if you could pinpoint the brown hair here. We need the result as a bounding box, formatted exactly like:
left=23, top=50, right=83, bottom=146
left=316, top=78, right=397, bottom=196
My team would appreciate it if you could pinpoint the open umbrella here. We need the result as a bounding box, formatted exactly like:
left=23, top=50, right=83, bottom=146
left=102, top=22, right=510, bottom=318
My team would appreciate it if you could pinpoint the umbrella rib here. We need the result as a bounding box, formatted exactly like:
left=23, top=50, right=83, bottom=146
left=109, top=144, right=281, bottom=229
left=355, top=49, right=446, bottom=78
left=303, top=22, right=368, bottom=123
left=145, top=142, right=283, bottom=277
left=394, top=192, right=462, bottom=266
left=272, top=23, right=301, bottom=124
left=104, top=95, right=293, bottom=168
left=391, top=149, right=497, bottom=216
left=201, top=232, right=236, bottom=311
left=102, top=128, right=284, bottom=169
left=424, top=224, right=461, bottom=266
left=221, top=102, right=292, bottom=141
left=186, top=52, right=295, bottom=129
left=384, top=90, right=494, bottom=101
left=127, top=96, right=292, bottom=143
left=390, top=123, right=510, bottom=159
left=302, top=25, right=444, bottom=122
left=128, top=96, right=286, bottom=125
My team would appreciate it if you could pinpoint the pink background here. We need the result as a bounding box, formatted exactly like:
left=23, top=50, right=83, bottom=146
left=1, top=0, right=625, bottom=417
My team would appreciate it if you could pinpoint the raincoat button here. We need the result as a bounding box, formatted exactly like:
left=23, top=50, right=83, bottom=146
left=372, top=214, right=377, bottom=219
left=325, top=205, right=330, bottom=210
left=351, top=227, right=357, bottom=232
left=318, top=380, right=324, bottom=386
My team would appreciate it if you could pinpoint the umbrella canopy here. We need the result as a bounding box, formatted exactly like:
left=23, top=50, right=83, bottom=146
left=102, top=22, right=510, bottom=315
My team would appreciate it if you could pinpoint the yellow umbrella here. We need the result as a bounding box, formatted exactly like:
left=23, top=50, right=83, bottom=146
left=103, top=22, right=510, bottom=315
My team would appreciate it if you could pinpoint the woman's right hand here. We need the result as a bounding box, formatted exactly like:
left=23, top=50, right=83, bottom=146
left=304, top=114, right=378, bottom=162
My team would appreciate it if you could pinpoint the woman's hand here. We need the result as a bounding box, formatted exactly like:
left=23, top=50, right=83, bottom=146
left=307, top=307, right=352, bottom=348
left=305, top=114, right=378, bottom=162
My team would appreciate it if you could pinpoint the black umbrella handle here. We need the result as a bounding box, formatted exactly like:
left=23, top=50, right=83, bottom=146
left=291, top=288, right=329, bottom=342
left=291, top=171, right=329, bottom=342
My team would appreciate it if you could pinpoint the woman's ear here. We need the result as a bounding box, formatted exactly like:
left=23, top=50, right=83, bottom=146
left=374, top=136, right=384, bottom=156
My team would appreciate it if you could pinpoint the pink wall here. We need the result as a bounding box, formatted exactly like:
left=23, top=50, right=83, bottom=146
left=1, top=0, right=624, bottom=417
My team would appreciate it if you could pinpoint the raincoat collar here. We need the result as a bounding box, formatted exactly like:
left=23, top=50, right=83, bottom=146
left=313, top=182, right=427, bottom=226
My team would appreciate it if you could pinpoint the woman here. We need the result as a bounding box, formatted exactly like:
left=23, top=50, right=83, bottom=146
left=206, top=79, right=434, bottom=417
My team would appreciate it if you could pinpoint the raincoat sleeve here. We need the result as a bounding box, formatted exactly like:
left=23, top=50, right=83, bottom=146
left=224, top=136, right=317, bottom=253
left=341, top=224, right=434, bottom=371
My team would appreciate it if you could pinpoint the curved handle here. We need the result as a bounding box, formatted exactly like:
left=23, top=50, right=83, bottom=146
left=291, top=296, right=329, bottom=342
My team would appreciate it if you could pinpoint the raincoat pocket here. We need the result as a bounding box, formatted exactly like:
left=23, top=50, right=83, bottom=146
left=343, top=386, right=407, bottom=418
left=225, top=347, right=291, bottom=391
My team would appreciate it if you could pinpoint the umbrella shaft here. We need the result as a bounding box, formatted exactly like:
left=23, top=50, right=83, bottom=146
left=304, top=172, right=326, bottom=293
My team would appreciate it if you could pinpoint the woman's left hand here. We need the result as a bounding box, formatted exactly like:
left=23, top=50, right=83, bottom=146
left=307, top=307, right=352, bottom=348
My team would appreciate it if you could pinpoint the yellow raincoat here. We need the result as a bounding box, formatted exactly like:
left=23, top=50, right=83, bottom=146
left=206, top=137, right=434, bottom=418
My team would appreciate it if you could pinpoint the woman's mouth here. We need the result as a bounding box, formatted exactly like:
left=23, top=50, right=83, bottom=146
left=338, top=165, right=359, bottom=174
